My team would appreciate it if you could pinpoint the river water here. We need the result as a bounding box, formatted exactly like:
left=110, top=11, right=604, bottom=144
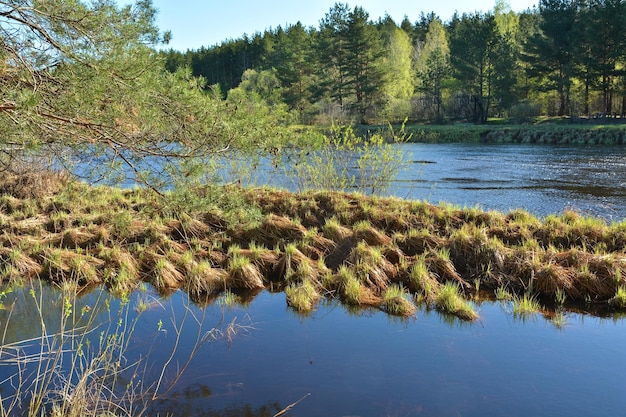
left=2, top=143, right=626, bottom=416
left=393, top=143, right=626, bottom=221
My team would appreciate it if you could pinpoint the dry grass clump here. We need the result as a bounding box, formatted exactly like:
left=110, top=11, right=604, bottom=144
left=394, top=228, right=444, bottom=256
left=37, top=248, right=104, bottom=289
left=167, top=214, right=213, bottom=242
left=54, top=226, right=103, bottom=249
left=335, top=265, right=382, bottom=306
left=352, top=221, right=392, bottom=246
left=347, top=242, right=395, bottom=294
left=0, top=246, right=43, bottom=282
left=285, top=258, right=321, bottom=285
left=0, top=170, right=69, bottom=199
left=145, top=252, right=185, bottom=292
left=227, top=254, right=265, bottom=290
left=274, top=243, right=310, bottom=281
left=247, top=214, right=307, bottom=247
left=285, top=279, right=321, bottom=313
left=382, top=284, right=417, bottom=317
left=449, top=224, right=490, bottom=276
left=427, top=248, right=468, bottom=288
left=300, top=229, right=337, bottom=258
left=236, top=246, right=279, bottom=277
left=186, top=260, right=228, bottom=298
left=322, top=217, right=353, bottom=241
left=533, top=262, right=578, bottom=298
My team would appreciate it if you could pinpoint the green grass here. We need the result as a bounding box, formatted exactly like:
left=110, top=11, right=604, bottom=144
left=551, top=311, right=568, bottom=329
left=513, top=292, right=542, bottom=317
left=339, top=267, right=362, bottom=305
left=495, top=285, right=513, bottom=301
left=609, top=286, right=626, bottom=308
left=434, top=282, right=478, bottom=321
left=285, top=279, right=319, bottom=313
left=219, top=289, right=238, bottom=307
left=382, top=285, right=416, bottom=317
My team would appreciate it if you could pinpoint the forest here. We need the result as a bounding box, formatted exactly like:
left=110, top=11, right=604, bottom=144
left=162, top=0, right=626, bottom=125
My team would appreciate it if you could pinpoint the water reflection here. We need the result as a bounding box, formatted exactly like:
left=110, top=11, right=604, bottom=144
left=3, top=282, right=626, bottom=417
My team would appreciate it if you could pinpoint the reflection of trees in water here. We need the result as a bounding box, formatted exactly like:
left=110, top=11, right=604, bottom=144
left=0, top=282, right=105, bottom=345
left=153, top=400, right=282, bottom=417
left=0, top=282, right=246, bottom=415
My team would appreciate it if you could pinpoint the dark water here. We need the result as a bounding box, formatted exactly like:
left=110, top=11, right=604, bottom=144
left=4, top=144, right=626, bottom=416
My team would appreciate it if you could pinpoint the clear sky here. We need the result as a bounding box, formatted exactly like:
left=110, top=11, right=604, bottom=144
left=147, top=0, right=538, bottom=51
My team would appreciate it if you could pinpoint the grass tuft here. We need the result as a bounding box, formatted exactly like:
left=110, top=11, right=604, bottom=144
left=285, top=279, right=320, bottom=313
left=513, top=292, right=542, bottom=317
left=382, top=285, right=416, bottom=317
left=435, top=282, right=478, bottom=321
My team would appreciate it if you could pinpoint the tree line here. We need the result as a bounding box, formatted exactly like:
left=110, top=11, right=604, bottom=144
left=162, top=0, right=626, bottom=125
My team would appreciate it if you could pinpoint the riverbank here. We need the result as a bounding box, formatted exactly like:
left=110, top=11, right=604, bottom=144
left=2, top=175, right=626, bottom=320
left=366, top=123, right=626, bottom=145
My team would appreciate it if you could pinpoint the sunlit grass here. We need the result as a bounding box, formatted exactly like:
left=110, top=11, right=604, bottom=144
left=609, top=286, right=626, bottom=308
left=513, top=292, right=541, bottom=317
left=285, top=279, right=319, bottom=313
left=435, top=282, right=478, bottom=321
left=382, top=284, right=416, bottom=317
left=495, top=285, right=513, bottom=301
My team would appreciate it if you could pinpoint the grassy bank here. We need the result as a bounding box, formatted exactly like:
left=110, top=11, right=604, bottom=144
left=3, top=175, right=626, bottom=321
left=365, top=123, right=626, bottom=145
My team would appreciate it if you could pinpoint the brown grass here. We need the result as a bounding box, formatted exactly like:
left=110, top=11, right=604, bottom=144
left=274, top=245, right=310, bottom=280
left=0, top=170, right=69, bottom=199
left=227, top=255, right=265, bottom=290
left=395, top=229, right=444, bottom=256
left=186, top=261, right=228, bottom=297
left=353, top=224, right=392, bottom=246
left=6, top=177, right=626, bottom=317
left=245, top=214, right=307, bottom=247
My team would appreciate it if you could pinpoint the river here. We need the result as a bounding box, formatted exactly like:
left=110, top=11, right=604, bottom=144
left=2, top=143, right=626, bottom=416
left=393, top=143, right=626, bottom=221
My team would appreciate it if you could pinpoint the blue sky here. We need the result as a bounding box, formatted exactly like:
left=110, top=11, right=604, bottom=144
left=147, top=0, right=538, bottom=51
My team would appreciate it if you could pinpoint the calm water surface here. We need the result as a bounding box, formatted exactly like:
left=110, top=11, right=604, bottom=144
left=2, top=284, right=626, bottom=417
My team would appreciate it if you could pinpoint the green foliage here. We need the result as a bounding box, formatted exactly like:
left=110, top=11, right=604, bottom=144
left=285, top=124, right=406, bottom=195
left=379, top=27, right=414, bottom=122
left=512, top=292, right=541, bottom=317
left=415, top=19, right=452, bottom=123
left=163, top=2, right=626, bottom=125
left=435, top=282, right=478, bottom=320
left=0, top=0, right=289, bottom=193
